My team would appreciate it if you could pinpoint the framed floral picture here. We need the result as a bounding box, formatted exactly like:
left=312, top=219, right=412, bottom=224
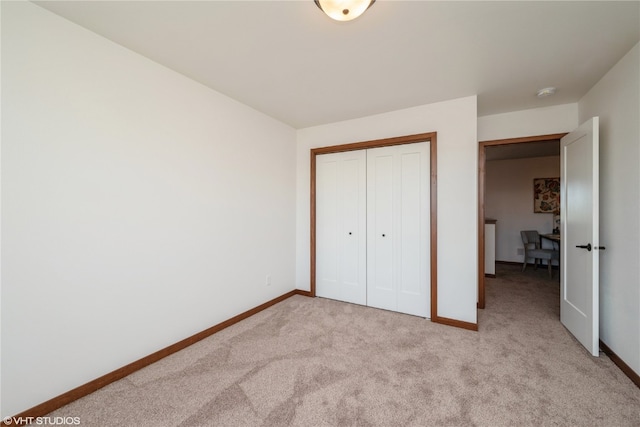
left=533, top=178, right=560, bottom=213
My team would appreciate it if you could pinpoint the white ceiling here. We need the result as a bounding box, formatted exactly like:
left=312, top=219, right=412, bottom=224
left=33, top=1, right=640, bottom=129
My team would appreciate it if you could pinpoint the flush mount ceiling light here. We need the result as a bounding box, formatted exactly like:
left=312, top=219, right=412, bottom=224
left=314, top=0, right=376, bottom=22
left=537, top=87, right=557, bottom=98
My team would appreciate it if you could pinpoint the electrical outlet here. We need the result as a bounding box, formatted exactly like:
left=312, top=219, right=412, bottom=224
left=266, top=275, right=271, bottom=286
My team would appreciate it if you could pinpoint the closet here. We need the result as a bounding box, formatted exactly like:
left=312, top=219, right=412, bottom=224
left=315, top=141, right=430, bottom=317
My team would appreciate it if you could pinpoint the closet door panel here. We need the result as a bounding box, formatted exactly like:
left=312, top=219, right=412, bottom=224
left=397, top=143, right=430, bottom=317
left=316, top=157, right=340, bottom=300
left=340, top=157, right=365, bottom=289
left=399, top=151, right=422, bottom=295
left=367, top=149, right=396, bottom=311
left=316, top=151, right=367, bottom=305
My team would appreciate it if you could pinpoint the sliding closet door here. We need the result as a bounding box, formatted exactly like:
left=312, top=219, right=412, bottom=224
left=316, top=151, right=367, bottom=305
left=367, top=142, right=430, bottom=317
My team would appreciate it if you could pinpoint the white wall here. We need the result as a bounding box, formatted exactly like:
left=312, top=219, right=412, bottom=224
left=295, top=96, right=478, bottom=324
left=478, top=103, right=578, bottom=142
left=486, top=156, right=560, bottom=263
left=1, top=2, right=296, bottom=416
left=579, top=43, right=640, bottom=375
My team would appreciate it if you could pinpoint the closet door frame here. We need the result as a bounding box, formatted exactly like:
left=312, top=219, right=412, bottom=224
left=310, top=132, right=443, bottom=323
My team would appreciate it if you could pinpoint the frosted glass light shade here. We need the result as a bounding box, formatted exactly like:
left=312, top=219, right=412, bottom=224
left=314, top=0, right=375, bottom=22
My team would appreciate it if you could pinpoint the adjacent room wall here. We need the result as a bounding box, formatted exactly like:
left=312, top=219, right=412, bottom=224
left=1, top=2, right=296, bottom=416
left=295, top=96, right=479, bottom=324
left=578, top=42, right=640, bottom=376
left=485, top=156, right=560, bottom=264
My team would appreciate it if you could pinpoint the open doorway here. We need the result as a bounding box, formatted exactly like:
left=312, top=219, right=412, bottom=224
left=478, top=133, right=566, bottom=309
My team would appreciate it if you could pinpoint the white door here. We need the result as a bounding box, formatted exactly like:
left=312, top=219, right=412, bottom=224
left=367, top=142, right=430, bottom=317
left=561, top=117, right=600, bottom=356
left=366, top=147, right=395, bottom=310
left=316, top=150, right=367, bottom=305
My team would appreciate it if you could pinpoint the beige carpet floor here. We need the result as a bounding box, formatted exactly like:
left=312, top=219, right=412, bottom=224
left=45, top=264, right=640, bottom=426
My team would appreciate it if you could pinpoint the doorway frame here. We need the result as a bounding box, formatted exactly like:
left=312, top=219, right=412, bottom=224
left=478, top=133, right=567, bottom=309
left=310, top=132, right=446, bottom=323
